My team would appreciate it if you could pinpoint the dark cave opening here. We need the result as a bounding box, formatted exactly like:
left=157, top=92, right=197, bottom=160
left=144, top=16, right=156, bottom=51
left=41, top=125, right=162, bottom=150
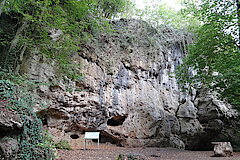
left=98, top=131, right=123, bottom=146
left=70, top=134, right=80, bottom=139
left=107, top=115, right=127, bottom=126
left=186, top=140, right=214, bottom=151
left=41, top=116, right=48, bottom=126
left=36, top=111, right=48, bottom=126
left=185, top=132, right=217, bottom=151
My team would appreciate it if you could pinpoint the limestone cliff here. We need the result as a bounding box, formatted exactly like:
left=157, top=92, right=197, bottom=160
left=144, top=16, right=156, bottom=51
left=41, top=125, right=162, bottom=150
left=20, top=19, right=238, bottom=150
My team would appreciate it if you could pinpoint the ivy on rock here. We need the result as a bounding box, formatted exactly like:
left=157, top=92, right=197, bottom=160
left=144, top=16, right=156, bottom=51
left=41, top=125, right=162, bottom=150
left=0, top=70, right=55, bottom=159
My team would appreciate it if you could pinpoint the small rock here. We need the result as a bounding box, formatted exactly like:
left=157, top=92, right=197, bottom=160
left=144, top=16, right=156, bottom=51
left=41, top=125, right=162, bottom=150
left=117, top=154, right=146, bottom=160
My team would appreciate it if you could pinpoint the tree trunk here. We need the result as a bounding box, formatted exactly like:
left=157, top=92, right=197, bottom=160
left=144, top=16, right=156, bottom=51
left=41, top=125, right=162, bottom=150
left=0, top=0, right=6, bottom=17
left=237, top=0, right=240, bottom=48
left=2, top=20, right=28, bottom=70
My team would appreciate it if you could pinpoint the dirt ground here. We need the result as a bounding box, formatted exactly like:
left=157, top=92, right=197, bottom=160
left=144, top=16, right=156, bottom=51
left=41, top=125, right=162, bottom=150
left=57, top=143, right=240, bottom=160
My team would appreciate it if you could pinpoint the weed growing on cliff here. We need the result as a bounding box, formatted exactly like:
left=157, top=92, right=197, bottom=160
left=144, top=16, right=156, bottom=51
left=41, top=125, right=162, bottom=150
left=0, top=70, right=55, bottom=159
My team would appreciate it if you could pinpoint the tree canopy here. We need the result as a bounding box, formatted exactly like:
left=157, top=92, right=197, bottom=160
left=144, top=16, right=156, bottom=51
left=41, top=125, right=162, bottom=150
left=178, top=0, right=240, bottom=108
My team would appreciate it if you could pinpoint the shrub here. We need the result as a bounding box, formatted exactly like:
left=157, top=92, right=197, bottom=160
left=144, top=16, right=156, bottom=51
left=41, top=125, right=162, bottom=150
left=55, top=140, right=72, bottom=150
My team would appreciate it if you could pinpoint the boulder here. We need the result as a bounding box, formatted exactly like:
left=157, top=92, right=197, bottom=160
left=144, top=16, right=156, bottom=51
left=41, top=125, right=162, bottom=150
left=0, top=137, right=19, bottom=160
left=179, top=118, right=203, bottom=135
left=212, top=142, right=233, bottom=157
left=169, top=136, right=185, bottom=149
left=177, top=101, right=197, bottom=119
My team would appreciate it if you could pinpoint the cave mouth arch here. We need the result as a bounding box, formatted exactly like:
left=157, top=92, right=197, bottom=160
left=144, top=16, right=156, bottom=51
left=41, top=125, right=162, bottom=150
left=107, top=115, right=127, bottom=126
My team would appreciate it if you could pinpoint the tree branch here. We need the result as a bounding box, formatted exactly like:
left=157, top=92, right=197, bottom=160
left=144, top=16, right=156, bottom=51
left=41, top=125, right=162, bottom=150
left=3, top=20, right=28, bottom=70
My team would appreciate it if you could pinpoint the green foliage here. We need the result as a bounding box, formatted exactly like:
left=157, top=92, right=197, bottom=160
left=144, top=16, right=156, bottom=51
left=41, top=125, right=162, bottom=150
left=96, top=0, right=133, bottom=19
left=38, top=129, right=58, bottom=158
left=55, top=139, right=72, bottom=150
left=177, top=0, right=240, bottom=108
left=0, top=70, right=55, bottom=159
left=121, top=0, right=200, bottom=31
left=39, top=129, right=55, bottom=149
left=40, top=129, right=71, bottom=150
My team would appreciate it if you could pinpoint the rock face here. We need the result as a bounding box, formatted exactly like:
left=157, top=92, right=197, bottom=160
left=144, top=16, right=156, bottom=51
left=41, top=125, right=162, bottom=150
left=20, top=19, right=238, bottom=150
left=0, top=102, right=23, bottom=159
left=0, top=137, right=19, bottom=160
left=0, top=108, right=22, bottom=137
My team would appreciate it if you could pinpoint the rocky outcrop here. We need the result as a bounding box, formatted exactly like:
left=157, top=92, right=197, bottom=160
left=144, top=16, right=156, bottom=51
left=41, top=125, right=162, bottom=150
left=19, top=19, right=238, bottom=150
left=0, top=108, right=22, bottom=137
left=0, top=102, right=23, bottom=159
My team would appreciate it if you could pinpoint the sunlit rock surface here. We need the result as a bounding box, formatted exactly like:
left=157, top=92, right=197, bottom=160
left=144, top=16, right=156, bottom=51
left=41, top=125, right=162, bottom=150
left=20, top=19, right=238, bottom=150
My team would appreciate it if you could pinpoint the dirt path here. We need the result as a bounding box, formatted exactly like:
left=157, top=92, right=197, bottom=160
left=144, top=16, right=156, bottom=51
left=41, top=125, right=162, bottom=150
left=57, top=144, right=240, bottom=160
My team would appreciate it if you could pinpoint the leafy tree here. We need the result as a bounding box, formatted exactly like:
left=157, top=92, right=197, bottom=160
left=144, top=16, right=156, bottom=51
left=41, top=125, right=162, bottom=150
left=96, top=0, right=131, bottom=18
left=121, top=0, right=199, bottom=31
left=177, top=0, right=240, bottom=108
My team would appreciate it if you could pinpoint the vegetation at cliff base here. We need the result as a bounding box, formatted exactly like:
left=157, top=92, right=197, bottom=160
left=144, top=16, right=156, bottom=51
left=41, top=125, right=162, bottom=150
left=0, top=71, right=56, bottom=159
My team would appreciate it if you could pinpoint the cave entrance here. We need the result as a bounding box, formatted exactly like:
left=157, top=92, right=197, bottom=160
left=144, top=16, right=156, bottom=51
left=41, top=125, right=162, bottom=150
left=97, top=131, right=123, bottom=146
left=185, top=131, right=217, bottom=151
left=107, top=115, right=127, bottom=126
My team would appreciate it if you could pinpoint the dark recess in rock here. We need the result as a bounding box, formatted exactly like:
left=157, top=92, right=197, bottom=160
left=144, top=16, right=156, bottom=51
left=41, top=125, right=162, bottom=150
left=107, top=115, right=127, bottom=126
left=99, top=131, right=123, bottom=146
left=70, top=134, right=79, bottom=139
